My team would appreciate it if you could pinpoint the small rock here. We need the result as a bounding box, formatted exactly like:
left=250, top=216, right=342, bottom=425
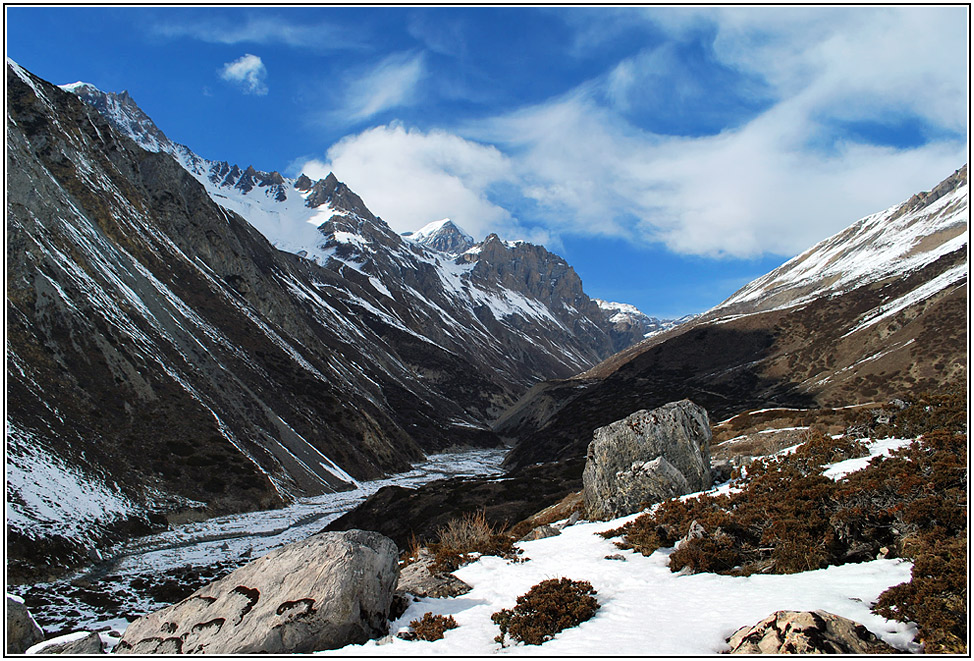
left=518, top=524, right=562, bottom=542
left=725, top=610, right=897, bottom=654
left=30, top=631, right=104, bottom=655
left=396, top=549, right=472, bottom=599
left=604, top=554, right=627, bottom=562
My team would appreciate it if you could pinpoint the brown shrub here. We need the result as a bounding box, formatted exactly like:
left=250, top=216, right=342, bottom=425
left=492, top=578, right=599, bottom=646
left=427, top=510, right=518, bottom=572
left=408, top=612, right=458, bottom=642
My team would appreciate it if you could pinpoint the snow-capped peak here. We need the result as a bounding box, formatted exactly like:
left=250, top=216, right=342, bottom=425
left=714, top=166, right=968, bottom=317
left=403, top=218, right=475, bottom=255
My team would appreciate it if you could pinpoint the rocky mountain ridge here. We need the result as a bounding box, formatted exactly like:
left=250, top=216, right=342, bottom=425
left=6, top=60, right=648, bottom=580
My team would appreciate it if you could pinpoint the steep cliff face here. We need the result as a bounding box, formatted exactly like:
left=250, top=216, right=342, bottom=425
left=500, top=167, right=968, bottom=471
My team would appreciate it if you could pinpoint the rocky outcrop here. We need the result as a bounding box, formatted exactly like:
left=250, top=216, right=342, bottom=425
left=115, top=530, right=399, bottom=654
left=725, top=610, right=897, bottom=654
left=582, top=400, right=712, bottom=520
left=6, top=595, right=45, bottom=654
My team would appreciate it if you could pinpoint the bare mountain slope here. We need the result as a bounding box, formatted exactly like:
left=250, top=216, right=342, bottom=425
left=6, top=61, right=648, bottom=579
left=499, top=167, right=968, bottom=471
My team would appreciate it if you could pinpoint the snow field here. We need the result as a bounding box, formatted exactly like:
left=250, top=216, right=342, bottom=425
left=337, top=435, right=925, bottom=656
left=335, top=513, right=917, bottom=656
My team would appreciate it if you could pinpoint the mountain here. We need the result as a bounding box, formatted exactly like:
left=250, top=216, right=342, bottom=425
left=402, top=218, right=475, bottom=255
left=595, top=299, right=692, bottom=345
left=5, top=61, right=645, bottom=580
left=498, top=166, right=968, bottom=471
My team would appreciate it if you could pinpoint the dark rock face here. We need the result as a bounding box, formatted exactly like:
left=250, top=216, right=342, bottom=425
left=6, top=596, right=45, bottom=654
left=582, top=400, right=712, bottom=520
left=725, top=610, right=897, bottom=654
left=115, top=530, right=399, bottom=654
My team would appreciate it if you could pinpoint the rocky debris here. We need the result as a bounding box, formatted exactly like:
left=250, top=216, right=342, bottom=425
left=115, top=530, right=399, bottom=654
left=518, top=524, right=562, bottom=542
left=6, top=595, right=45, bottom=654
left=583, top=400, right=712, bottom=520
left=396, top=550, right=472, bottom=599
left=30, top=631, right=105, bottom=654
left=724, top=610, right=897, bottom=654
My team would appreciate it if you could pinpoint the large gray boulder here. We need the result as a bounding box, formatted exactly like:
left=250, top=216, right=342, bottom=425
left=725, top=610, right=897, bottom=654
left=583, top=400, right=712, bottom=520
left=115, top=530, right=398, bottom=654
left=6, top=594, right=45, bottom=654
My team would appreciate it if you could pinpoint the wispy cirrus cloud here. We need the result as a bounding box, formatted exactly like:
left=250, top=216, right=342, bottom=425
left=151, top=13, right=361, bottom=51
left=335, top=51, right=427, bottom=123
left=220, top=54, right=268, bottom=95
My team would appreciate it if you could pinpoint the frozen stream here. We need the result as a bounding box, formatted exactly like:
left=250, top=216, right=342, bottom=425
left=20, top=448, right=507, bottom=637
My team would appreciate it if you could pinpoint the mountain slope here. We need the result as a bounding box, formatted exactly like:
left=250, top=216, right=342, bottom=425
left=62, top=79, right=647, bottom=389
left=499, top=167, right=968, bottom=470
left=6, top=62, right=650, bottom=579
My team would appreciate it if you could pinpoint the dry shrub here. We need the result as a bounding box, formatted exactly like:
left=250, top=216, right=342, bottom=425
left=408, top=612, right=458, bottom=642
left=428, top=510, right=518, bottom=572
left=601, top=391, right=968, bottom=654
left=492, top=578, right=599, bottom=646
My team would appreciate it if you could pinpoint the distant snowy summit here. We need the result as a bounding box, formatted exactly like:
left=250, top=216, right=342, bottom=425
left=402, top=219, right=475, bottom=256
left=595, top=299, right=693, bottom=340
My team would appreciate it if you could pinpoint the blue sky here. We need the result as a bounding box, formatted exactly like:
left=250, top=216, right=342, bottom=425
left=6, top=6, right=968, bottom=318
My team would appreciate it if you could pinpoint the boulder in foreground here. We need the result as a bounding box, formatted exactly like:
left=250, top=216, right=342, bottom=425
left=725, top=610, right=897, bottom=654
left=115, top=530, right=398, bottom=654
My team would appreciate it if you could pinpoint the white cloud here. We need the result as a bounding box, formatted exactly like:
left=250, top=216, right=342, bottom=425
left=338, top=51, right=426, bottom=122
left=153, top=14, right=358, bottom=51
left=300, top=123, right=516, bottom=240
left=220, top=54, right=268, bottom=95
left=301, top=7, right=966, bottom=259
left=476, top=7, right=968, bottom=258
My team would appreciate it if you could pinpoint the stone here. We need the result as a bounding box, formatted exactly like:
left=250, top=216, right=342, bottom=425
left=725, top=610, right=897, bottom=654
left=30, top=631, right=104, bottom=654
left=582, top=400, right=712, bottom=520
left=6, top=595, right=45, bottom=654
left=115, top=530, right=399, bottom=654
left=396, top=550, right=472, bottom=599
left=518, top=524, right=562, bottom=542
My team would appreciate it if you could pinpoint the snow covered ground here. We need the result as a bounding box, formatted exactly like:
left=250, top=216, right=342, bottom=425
left=20, top=440, right=923, bottom=655
left=333, top=437, right=922, bottom=656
